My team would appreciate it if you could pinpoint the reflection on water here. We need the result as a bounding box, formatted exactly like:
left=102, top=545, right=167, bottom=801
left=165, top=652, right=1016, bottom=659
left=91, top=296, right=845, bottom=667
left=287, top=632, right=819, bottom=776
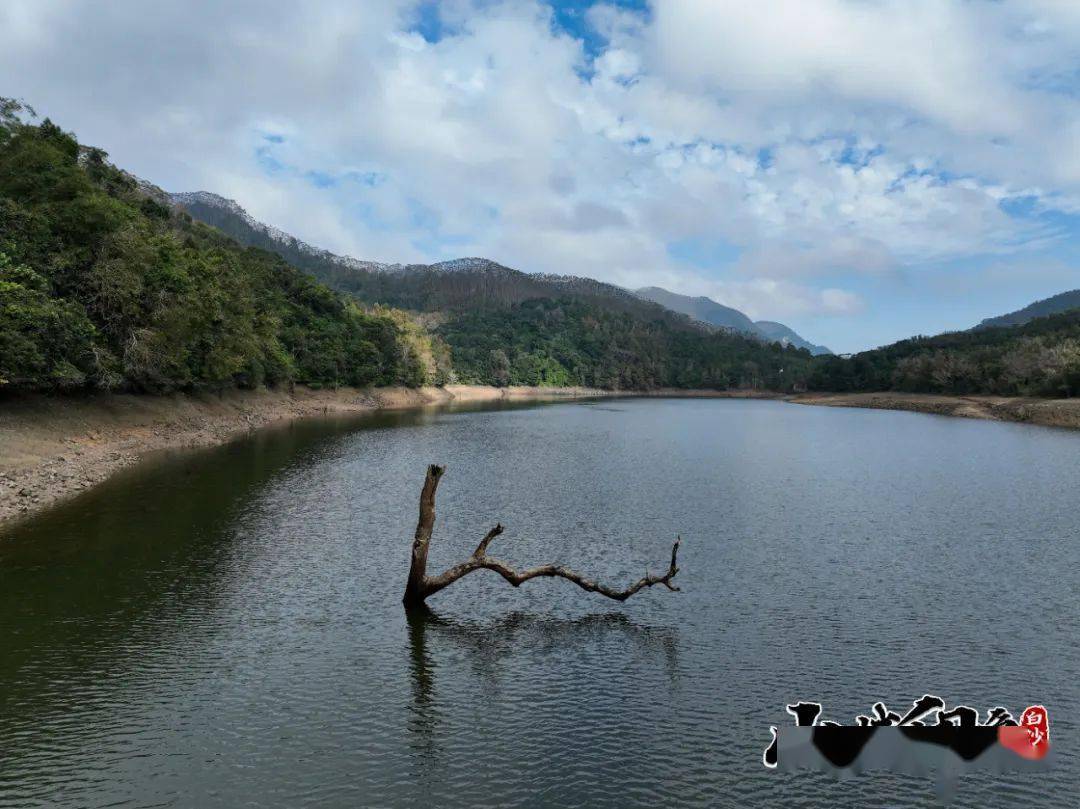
left=1, top=398, right=1079, bottom=808
left=405, top=609, right=681, bottom=757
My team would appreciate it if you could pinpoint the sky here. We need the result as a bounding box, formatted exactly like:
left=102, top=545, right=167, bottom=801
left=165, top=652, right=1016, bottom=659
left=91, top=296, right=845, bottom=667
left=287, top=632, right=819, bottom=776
left=4, top=0, right=1080, bottom=353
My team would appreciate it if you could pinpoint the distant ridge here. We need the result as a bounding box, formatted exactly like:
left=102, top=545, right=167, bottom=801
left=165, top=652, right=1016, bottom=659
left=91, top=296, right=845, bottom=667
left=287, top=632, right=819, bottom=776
left=977, top=289, right=1080, bottom=329
left=172, top=190, right=771, bottom=327
left=636, top=286, right=756, bottom=333
left=635, top=286, right=832, bottom=355
left=170, top=191, right=710, bottom=322
left=170, top=191, right=392, bottom=274
left=752, top=320, right=832, bottom=356
left=164, top=188, right=824, bottom=390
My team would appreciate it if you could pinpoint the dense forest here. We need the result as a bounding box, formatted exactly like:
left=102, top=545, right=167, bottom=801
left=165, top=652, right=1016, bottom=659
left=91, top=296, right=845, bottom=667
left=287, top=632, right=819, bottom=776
left=174, top=192, right=685, bottom=318
left=0, top=103, right=818, bottom=396
left=0, top=101, right=447, bottom=393
left=6, top=100, right=1078, bottom=399
left=808, top=311, right=1080, bottom=397
left=175, top=193, right=820, bottom=390
left=438, top=298, right=803, bottom=389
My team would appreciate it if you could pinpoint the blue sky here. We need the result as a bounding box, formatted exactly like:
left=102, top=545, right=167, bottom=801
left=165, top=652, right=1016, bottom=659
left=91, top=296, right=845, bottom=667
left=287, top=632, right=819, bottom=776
left=4, top=0, right=1080, bottom=352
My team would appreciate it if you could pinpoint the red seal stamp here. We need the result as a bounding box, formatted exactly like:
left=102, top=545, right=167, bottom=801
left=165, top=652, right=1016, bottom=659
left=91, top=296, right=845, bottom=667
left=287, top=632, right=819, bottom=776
left=998, top=705, right=1050, bottom=759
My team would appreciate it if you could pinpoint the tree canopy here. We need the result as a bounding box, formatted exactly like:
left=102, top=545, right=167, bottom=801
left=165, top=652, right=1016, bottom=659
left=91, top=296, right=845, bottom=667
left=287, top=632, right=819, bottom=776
left=8, top=99, right=1074, bottom=400
left=808, top=313, right=1080, bottom=398
left=0, top=101, right=446, bottom=393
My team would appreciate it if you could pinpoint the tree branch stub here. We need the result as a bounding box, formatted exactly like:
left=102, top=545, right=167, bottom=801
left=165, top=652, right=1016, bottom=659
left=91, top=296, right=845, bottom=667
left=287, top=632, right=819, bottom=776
left=402, top=465, right=681, bottom=608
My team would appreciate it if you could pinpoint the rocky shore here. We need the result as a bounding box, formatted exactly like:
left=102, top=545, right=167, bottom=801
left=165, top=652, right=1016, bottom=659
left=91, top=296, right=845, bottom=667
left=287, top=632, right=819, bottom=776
left=0, top=384, right=612, bottom=526
left=789, top=391, right=1080, bottom=430
left=5, top=386, right=1076, bottom=528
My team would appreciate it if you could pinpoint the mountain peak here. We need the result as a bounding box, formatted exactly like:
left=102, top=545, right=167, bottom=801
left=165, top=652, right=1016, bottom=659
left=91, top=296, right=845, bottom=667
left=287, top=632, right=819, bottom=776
left=977, top=289, right=1080, bottom=329
left=636, top=287, right=832, bottom=355
left=429, top=257, right=511, bottom=274
left=171, top=190, right=240, bottom=210
left=169, top=191, right=828, bottom=353
left=169, top=191, right=392, bottom=273
left=752, top=320, right=832, bottom=356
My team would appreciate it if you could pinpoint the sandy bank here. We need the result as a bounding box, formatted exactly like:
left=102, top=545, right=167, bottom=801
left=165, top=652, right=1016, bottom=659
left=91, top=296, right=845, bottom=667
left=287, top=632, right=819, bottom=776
left=0, top=384, right=625, bottom=526
left=789, top=391, right=1080, bottom=430
left=0, top=384, right=771, bottom=526
left=10, top=385, right=1068, bottom=528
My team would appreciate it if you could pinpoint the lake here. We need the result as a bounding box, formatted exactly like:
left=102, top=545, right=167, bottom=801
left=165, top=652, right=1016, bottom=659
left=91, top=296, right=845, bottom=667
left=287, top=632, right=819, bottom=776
left=1, top=398, right=1077, bottom=808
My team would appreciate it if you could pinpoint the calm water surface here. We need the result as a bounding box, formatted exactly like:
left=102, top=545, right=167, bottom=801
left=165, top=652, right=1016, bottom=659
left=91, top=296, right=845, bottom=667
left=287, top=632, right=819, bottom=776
left=1, top=398, right=1078, bottom=808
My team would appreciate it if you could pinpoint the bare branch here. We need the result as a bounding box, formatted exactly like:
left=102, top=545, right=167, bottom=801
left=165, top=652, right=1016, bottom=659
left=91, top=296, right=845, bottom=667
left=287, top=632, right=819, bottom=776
left=473, top=523, right=504, bottom=558
left=402, top=466, right=681, bottom=608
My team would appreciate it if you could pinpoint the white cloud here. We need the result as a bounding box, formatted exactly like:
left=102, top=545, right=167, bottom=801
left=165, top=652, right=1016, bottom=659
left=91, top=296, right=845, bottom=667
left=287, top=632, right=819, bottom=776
left=649, top=0, right=1029, bottom=134
left=3, top=0, right=1079, bottom=346
left=682, top=277, right=865, bottom=322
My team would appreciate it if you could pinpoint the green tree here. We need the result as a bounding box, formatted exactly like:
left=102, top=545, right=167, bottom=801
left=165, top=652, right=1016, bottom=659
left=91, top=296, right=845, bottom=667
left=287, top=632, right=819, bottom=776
left=0, top=253, right=98, bottom=388
left=0, top=110, right=441, bottom=394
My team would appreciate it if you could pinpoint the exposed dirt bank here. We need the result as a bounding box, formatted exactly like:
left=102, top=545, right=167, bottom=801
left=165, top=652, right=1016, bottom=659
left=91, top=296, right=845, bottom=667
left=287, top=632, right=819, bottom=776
left=0, top=384, right=621, bottom=526
left=3, top=385, right=756, bottom=527
left=10, top=386, right=1068, bottom=528
left=789, top=392, right=1080, bottom=430
left=637, top=388, right=785, bottom=399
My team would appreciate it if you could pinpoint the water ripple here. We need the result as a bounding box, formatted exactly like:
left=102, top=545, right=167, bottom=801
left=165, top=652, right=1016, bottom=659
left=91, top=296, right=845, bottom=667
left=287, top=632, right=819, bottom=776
left=1, top=400, right=1078, bottom=807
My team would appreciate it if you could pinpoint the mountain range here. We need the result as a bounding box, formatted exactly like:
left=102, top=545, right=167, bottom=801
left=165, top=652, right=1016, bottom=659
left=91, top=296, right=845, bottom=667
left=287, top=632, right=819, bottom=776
left=4, top=108, right=1078, bottom=400
left=170, top=191, right=832, bottom=354
left=163, top=192, right=821, bottom=390
left=171, top=190, right=1079, bottom=358
left=149, top=185, right=1080, bottom=397
left=172, top=192, right=694, bottom=320
left=4, top=110, right=824, bottom=396
left=634, top=286, right=832, bottom=355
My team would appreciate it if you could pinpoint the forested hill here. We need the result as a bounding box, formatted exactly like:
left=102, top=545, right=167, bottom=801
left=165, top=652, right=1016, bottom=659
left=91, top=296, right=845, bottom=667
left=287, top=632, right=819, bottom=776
left=173, top=191, right=689, bottom=321
left=634, top=285, right=756, bottom=332
left=0, top=103, right=446, bottom=393
left=6, top=101, right=1078, bottom=399
left=1, top=103, right=817, bottom=395
left=171, top=191, right=819, bottom=390
left=977, top=290, right=1080, bottom=329
left=808, top=309, right=1080, bottom=397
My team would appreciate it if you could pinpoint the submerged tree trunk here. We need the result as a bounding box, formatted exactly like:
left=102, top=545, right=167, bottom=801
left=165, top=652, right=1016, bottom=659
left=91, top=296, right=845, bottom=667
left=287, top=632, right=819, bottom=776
left=402, top=464, right=681, bottom=609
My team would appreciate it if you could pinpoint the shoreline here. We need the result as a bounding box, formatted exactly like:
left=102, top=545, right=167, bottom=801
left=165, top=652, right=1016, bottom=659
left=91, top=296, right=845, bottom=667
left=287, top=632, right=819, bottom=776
left=0, top=384, right=743, bottom=526
left=788, top=391, right=1080, bottom=430
left=5, top=386, right=1077, bottom=527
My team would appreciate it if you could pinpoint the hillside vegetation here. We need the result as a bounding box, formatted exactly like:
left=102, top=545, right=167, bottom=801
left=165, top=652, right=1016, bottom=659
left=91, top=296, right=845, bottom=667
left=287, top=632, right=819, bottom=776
left=809, top=311, right=1080, bottom=397
left=173, top=192, right=819, bottom=391
left=438, top=298, right=806, bottom=389
left=175, top=193, right=685, bottom=317
left=0, top=104, right=822, bottom=396
left=11, top=100, right=1075, bottom=401
left=0, top=102, right=446, bottom=393
left=977, top=289, right=1080, bottom=329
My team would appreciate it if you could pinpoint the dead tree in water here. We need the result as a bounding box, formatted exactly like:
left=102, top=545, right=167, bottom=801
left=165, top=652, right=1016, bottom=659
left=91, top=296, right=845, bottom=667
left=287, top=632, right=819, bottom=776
left=402, top=465, right=681, bottom=609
